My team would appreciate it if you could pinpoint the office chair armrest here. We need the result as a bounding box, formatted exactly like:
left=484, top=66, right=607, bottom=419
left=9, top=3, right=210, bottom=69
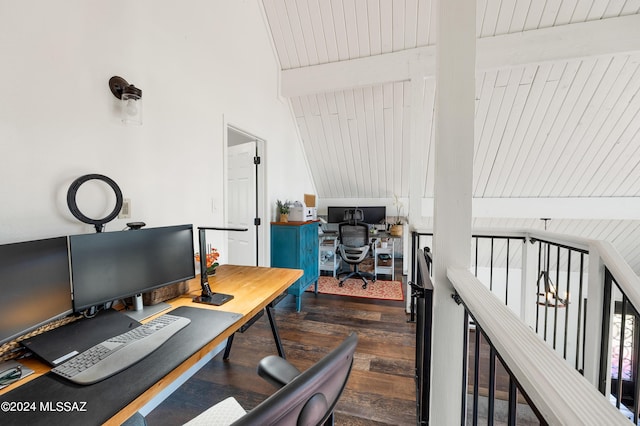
left=257, top=355, right=302, bottom=388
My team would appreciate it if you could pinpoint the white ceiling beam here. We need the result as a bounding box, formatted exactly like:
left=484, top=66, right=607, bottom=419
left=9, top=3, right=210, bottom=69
left=420, top=197, right=640, bottom=220
left=280, top=47, right=429, bottom=97
left=281, top=14, right=640, bottom=97
left=477, top=13, right=640, bottom=71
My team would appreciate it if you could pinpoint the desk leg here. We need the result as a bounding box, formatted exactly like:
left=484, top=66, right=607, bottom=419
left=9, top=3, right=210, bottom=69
left=223, top=306, right=285, bottom=360
left=266, top=305, right=286, bottom=359
left=222, top=334, right=235, bottom=360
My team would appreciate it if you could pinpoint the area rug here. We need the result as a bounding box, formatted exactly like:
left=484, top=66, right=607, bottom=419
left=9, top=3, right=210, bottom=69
left=308, top=276, right=404, bottom=301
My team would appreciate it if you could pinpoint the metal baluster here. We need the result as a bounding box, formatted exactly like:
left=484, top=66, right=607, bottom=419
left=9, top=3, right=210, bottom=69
left=543, top=242, right=550, bottom=342
left=536, top=241, right=542, bottom=334
left=474, top=236, right=479, bottom=277
left=489, top=238, right=494, bottom=292
left=553, top=245, right=561, bottom=349
left=632, top=302, right=640, bottom=425
left=505, top=239, right=510, bottom=306
left=577, top=253, right=585, bottom=372
left=473, top=326, right=480, bottom=426
left=488, top=345, right=496, bottom=425
left=563, top=250, right=571, bottom=359
left=508, top=376, right=517, bottom=426
left=461, top=310, right=470, bottom=426
left=599, top=269, right=613, bottom=394
left=617, top=297, right=627, bottom=409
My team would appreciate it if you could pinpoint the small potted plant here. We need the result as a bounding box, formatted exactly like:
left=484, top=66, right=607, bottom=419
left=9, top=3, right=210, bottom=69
left=277, top=199, right=290, bottom=222
left=389, top=195, right=404, bottom=237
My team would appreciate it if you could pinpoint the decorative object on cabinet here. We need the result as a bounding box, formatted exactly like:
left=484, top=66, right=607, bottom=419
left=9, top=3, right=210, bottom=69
left=288, top=199, right=317, bottom=222
left=271, top=221, right=319, bottom=311
left=276, top=199, right=290, bottom=223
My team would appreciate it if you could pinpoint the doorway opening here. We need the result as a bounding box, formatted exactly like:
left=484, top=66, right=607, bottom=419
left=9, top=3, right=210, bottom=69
left=225, top=125, right=265, bottom=267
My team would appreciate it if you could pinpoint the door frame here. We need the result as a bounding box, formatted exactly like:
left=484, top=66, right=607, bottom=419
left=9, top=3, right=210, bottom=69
left=223, top=118, right=267, bottom=267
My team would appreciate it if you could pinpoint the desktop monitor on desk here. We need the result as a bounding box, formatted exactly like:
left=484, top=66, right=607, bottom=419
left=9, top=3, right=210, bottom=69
left=69, top=224, right=196, bottom=315
left=327, top=206, right=386, bottom=226
left=0, top=236, right=73, bottom=346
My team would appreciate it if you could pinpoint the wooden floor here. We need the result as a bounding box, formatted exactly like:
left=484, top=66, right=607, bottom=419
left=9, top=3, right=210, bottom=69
left=145, top=274, right=416, bottom=425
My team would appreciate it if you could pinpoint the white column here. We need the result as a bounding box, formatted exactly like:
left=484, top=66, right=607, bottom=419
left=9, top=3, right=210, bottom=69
left=430, top=0, right=476, bottom=424
left=407, top=73, right=432, bottom=227
left=407, top=70, right=430, bottom=312
left=583, top=244, right=607, bottom=389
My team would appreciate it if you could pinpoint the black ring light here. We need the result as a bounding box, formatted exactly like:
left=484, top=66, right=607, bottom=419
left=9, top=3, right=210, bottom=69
left=67, top=174, right=123, bottom=233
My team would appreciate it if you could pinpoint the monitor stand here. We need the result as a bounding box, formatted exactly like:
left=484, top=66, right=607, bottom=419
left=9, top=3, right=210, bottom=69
left=123, top=295, right=171, bottom=322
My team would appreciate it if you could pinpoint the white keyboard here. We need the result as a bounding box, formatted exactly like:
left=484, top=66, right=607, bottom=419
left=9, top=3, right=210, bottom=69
left=51, top=313, right=190, bottom=385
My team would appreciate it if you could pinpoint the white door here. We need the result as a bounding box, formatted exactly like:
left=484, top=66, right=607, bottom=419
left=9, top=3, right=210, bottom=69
left=227, top=141, right=257, bottom=266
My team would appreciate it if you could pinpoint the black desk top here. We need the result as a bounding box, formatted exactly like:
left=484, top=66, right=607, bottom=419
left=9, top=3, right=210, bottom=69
left=0, top=306, right=242, bottom=426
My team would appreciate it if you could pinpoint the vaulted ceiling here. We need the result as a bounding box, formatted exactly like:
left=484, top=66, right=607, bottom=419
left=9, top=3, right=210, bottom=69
left=259, top=0, right=640, bottom=273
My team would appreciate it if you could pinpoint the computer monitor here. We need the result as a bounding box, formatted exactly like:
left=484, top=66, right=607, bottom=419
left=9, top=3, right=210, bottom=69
left=0, top=236, right=73, bottom=346
left=327, top=207, right=344, bottom=224
left=69, top=224, right=195, bottom=313
left=364, top=206, right=387, bottom=225
left=327, top=206, right=386, bottom=225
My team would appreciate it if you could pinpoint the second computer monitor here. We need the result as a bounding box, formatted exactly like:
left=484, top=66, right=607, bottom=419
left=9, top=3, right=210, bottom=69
left=327, top=206, right=386, bottom=225
left=0, top=236, right=73, bottom=346
left=69, top=224, right=195, bottom=312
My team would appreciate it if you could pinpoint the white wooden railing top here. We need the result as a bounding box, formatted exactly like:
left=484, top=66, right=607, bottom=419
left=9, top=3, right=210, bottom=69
left=448, top=267, right=629, bottom=425
left=594, top=239, right=640, bottom=312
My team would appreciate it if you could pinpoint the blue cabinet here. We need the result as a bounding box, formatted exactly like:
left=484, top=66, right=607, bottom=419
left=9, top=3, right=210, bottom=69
left=271, top=221, right=319, bottom=311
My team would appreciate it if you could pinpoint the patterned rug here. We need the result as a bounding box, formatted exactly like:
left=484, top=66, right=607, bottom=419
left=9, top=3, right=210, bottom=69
left=307, top=276, right=404, bottom=301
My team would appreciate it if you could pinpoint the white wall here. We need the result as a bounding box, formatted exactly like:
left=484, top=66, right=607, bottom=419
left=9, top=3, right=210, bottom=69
left=0, top=0, right=313, bottom=251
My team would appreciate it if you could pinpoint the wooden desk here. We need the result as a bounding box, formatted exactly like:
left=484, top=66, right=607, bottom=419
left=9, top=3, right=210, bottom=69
left=0, top=265, right=302, bottom=425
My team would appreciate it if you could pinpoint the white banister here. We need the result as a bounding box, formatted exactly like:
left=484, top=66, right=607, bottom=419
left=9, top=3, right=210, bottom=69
left=448, top=267, right=629, bottom=425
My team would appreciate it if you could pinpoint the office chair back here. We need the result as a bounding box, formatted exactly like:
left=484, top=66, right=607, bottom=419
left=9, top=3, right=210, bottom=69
left=233, top=332, right=358, bottom=426
left=338, top=222, right=369, bottom=249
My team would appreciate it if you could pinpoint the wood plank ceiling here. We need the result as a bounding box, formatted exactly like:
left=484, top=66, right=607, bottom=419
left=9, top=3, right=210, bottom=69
left=260, top=0, right=640, bottom=273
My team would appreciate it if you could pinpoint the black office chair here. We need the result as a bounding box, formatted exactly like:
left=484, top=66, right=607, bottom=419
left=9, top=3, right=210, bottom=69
left=184, top=332, right=358, bottom=426
left=337, top=210, right=375, bottom=289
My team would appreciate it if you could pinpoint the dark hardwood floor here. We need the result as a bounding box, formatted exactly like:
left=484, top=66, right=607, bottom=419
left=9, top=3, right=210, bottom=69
left=145, top=273, right=417, bottom=425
